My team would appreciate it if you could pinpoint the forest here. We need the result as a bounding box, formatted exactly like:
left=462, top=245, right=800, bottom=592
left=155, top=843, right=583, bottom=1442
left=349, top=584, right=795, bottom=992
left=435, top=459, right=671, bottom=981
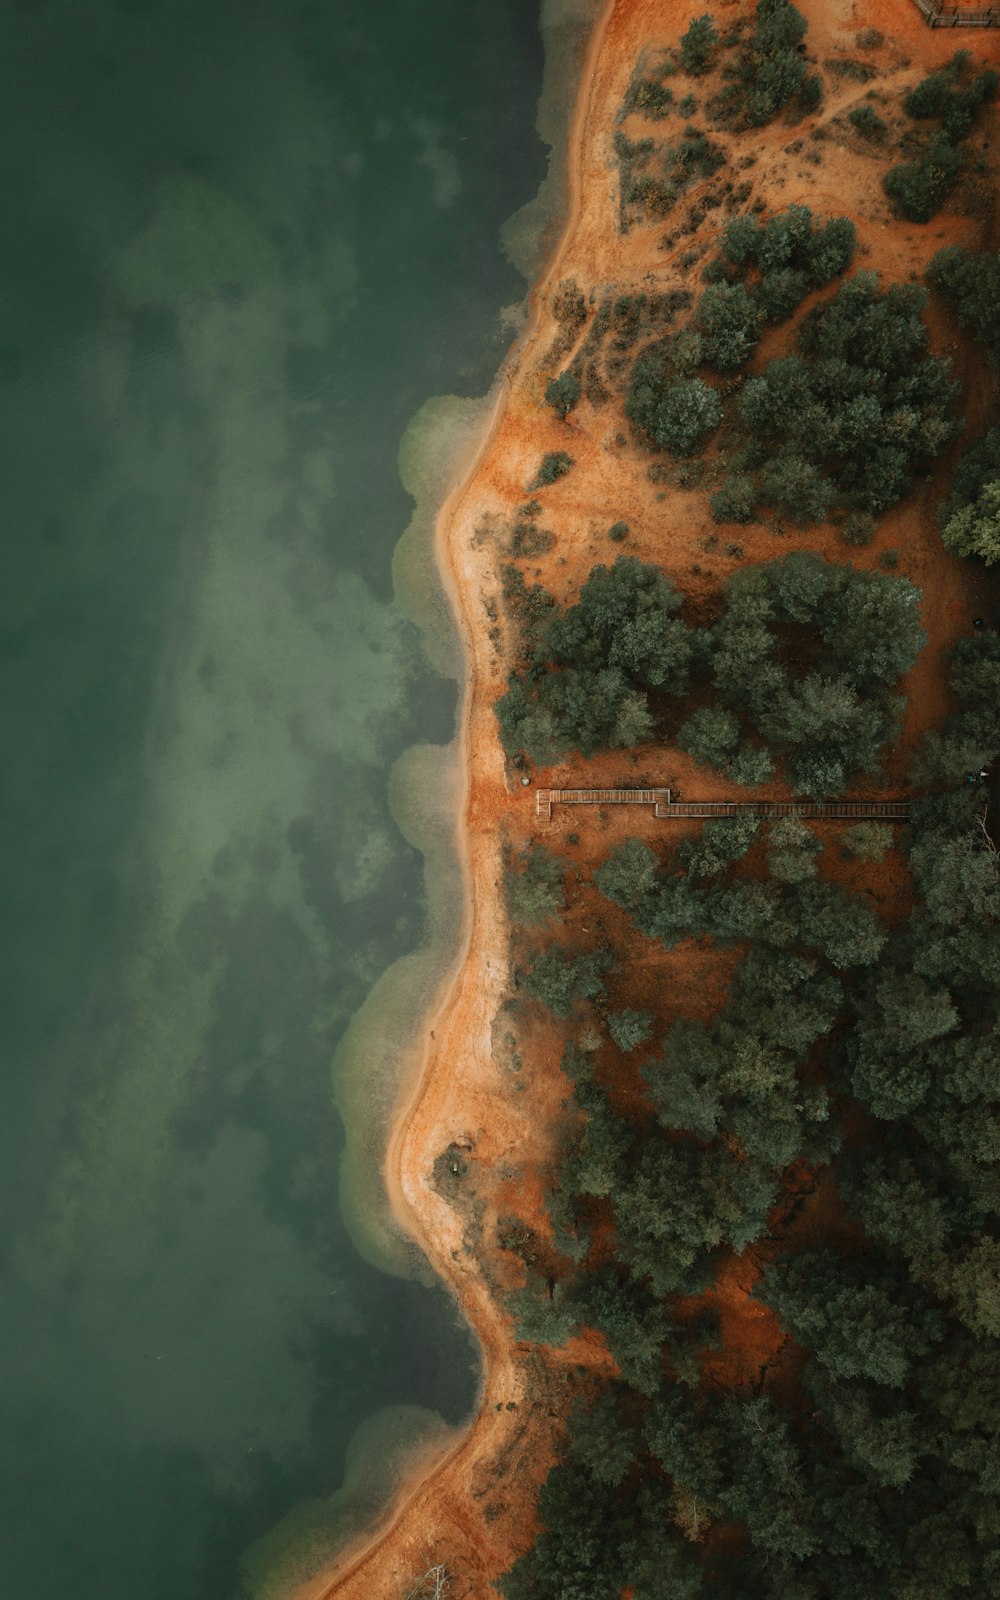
left=490, top=6, right=1000, bottom=1597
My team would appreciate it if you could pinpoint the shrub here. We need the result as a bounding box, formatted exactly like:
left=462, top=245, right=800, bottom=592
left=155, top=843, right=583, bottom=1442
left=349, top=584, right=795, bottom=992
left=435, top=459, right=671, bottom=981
left=883, top=135, right=965, bottom=224
left=736, top=273, right=960, bottom=516
left=708, top=0, right=812, bottom=130
left=532, top=450, right=574, bottom=487
left=708, top=553, right=925, bottom=794
left=842, top=822, right=894, bottom=861
left=498, top=551, right=922, bottom=790
left=496, top=557, right=691, bottom=760
left=521, top=946, right=611, bottom=1017
left=746, top=46, right=805, bottom=126
left=753, top=0, right=808, bottom=54
left=759, top=454, right=835, bottom=525
left=545, top=370, right=581, bottom=419
left=679, top=14, right=718, bottom=76
left=928, top=245, right=1000, bottom=361
left=841, top=511, right=874, bottom=547
left=798, top=73, right=823, bottom=114
left=505, top=844, right=565, bottom=926
left=939, top=427, right=1000, bottom=567
left=625, top=77, right=674, bottom=117
left=848, top=103, right=887, bottom=140
left=668, top=125, right=725, bottom=182
left=626, top=355, right=722, bottom=454
left=754, top=266, right=809, bottom=323
left=904, top=55, right=998, bottom=141
left=608, top=520, right=629, bottom=542
left=717, top=205, right=856, bottom=325
left=767, top=815, right=823, bottom=883
left=942, top=483, right=1000, bottom=565
left=881, top=56, right=996, bottom=223
left=711, top=475, right=756, bottom=524
left=626, top=174, right=677, bottom=217
left=825, top=55, right=877, bottom=83
left=697, top=282, right=763, bottom=371
left=608, top=1009, right=654, bottom=1051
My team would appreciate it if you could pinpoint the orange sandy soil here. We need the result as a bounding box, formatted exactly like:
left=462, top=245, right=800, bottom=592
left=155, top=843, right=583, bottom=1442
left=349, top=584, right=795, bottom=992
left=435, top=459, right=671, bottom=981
left=303, top=3, right=1000, bottom=1597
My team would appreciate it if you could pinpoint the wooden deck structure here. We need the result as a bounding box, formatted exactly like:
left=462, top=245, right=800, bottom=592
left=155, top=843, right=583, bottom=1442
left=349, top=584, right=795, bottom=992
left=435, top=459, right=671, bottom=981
left=535, top=787, right=911, bottom=822
left=912, top=0, right=999, bottom=25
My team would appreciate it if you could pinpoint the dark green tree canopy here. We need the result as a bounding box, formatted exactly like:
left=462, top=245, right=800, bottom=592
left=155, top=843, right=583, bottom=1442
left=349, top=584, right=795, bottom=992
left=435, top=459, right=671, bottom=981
left=626, top=354, right=722, bottom=454
left=929, top=244, right=1000, bottom=361
left=939, top=427, right=1000, bottom=566
left=692, top=552, right=924, bottom=794
left=714, top=204, right=857, bottom=325
left=883, top=54, right=997, bottom=223
left=498, top=553, right=923, bottom=791
left=679, top=14, right=718, bottom=77
left=731, top=273, right=960, bottom=517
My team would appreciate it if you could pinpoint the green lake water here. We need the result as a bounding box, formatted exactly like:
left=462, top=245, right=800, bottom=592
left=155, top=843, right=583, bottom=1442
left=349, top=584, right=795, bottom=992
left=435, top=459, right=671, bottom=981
left=0, top=2, right=559, bottom=1594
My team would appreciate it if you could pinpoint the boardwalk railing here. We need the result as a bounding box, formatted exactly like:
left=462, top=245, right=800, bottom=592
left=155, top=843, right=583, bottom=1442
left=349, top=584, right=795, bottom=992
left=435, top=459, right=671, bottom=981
left=535, top=787, right=910, bottom=822
left=912, top=0, right=1000, bottom=25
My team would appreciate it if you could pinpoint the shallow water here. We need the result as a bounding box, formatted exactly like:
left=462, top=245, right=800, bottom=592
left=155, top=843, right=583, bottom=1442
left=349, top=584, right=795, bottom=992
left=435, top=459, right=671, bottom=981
left=0, top=2, right=546, bottom=1594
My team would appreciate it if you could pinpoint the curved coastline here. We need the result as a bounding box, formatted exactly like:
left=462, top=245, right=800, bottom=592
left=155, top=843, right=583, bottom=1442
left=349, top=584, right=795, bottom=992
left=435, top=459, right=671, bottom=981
left=290, top=1, right=618, bottom=1594
left=299, top=0, right=1000, bottom=1591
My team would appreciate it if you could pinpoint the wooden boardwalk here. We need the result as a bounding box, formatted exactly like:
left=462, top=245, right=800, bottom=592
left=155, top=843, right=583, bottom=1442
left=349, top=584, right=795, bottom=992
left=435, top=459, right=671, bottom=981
left=912, top=0, right=999, bottom=25
left=535, top=787, right=910, bottom=822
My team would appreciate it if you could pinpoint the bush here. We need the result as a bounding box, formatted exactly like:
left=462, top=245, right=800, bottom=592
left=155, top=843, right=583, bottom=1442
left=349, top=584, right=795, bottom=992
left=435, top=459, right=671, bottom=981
left=608, top=520, right=629, bottom=542
left=759, top=454, right=835, bottom=525
left=711, top=475, right=756, bottom=524
left=625, top=77, right=674, bottom=117
left=679, top=14, right=718, bottom=76
left=848, top=103, right=887, bottom=140
left=708, top=0, right=812, bottom=130
left=668, top=125, right=725, bottom=183
left=736, top=272, right=960, bottom=516
left=608, top=1009, right=654, bottom=1051
left=696, top=282, right=763, bottom=371
left=717, top=205, right=856, bottom=326
left=505, top=844, right=565, bottom=926
left=904, top=54, right=998, bottom=141
left=626, top=355, right=722, bottom=454
left=753, top=0, right=808, bottom=54
left=928, top=245, right=1000, bottom=361
left=942, top=481, right=1000, bottom=566
left=883, top=134, right=965, bottom=224
left=746, top=47, right=805, bottom=126
left=495, top=557, right=691, bottom=761
left=532, top=450, right=574, bottom=487
left=798, top=73, right=822, bottom=114
left=882, top=56, right=996, bottom=222
left=708, top=553, right=925, bottom=794
left=497, top=550, right=922, bottom=790
left=841, top=511, right=874, bottom=547
left=722, top=205, right=856, bottom=287
left=545, top=371, right=581, bottom=419
left=940, top=428, right=1000, bottom=565
left=825, top=55, right=877, bottom=83
left=842, top=822, right=894, bottom=861
left=754, top=266, right=809, bottom=323
left=767, top=815, right=823, bottom=883
left=521, top=946, right=611, bottom=1017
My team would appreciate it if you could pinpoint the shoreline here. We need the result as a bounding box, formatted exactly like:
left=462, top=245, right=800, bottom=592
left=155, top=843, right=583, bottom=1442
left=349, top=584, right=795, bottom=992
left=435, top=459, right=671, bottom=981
left=293, top=2, right=618, bottom=1594
left=298, top=0, right=1000, bottom=1591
